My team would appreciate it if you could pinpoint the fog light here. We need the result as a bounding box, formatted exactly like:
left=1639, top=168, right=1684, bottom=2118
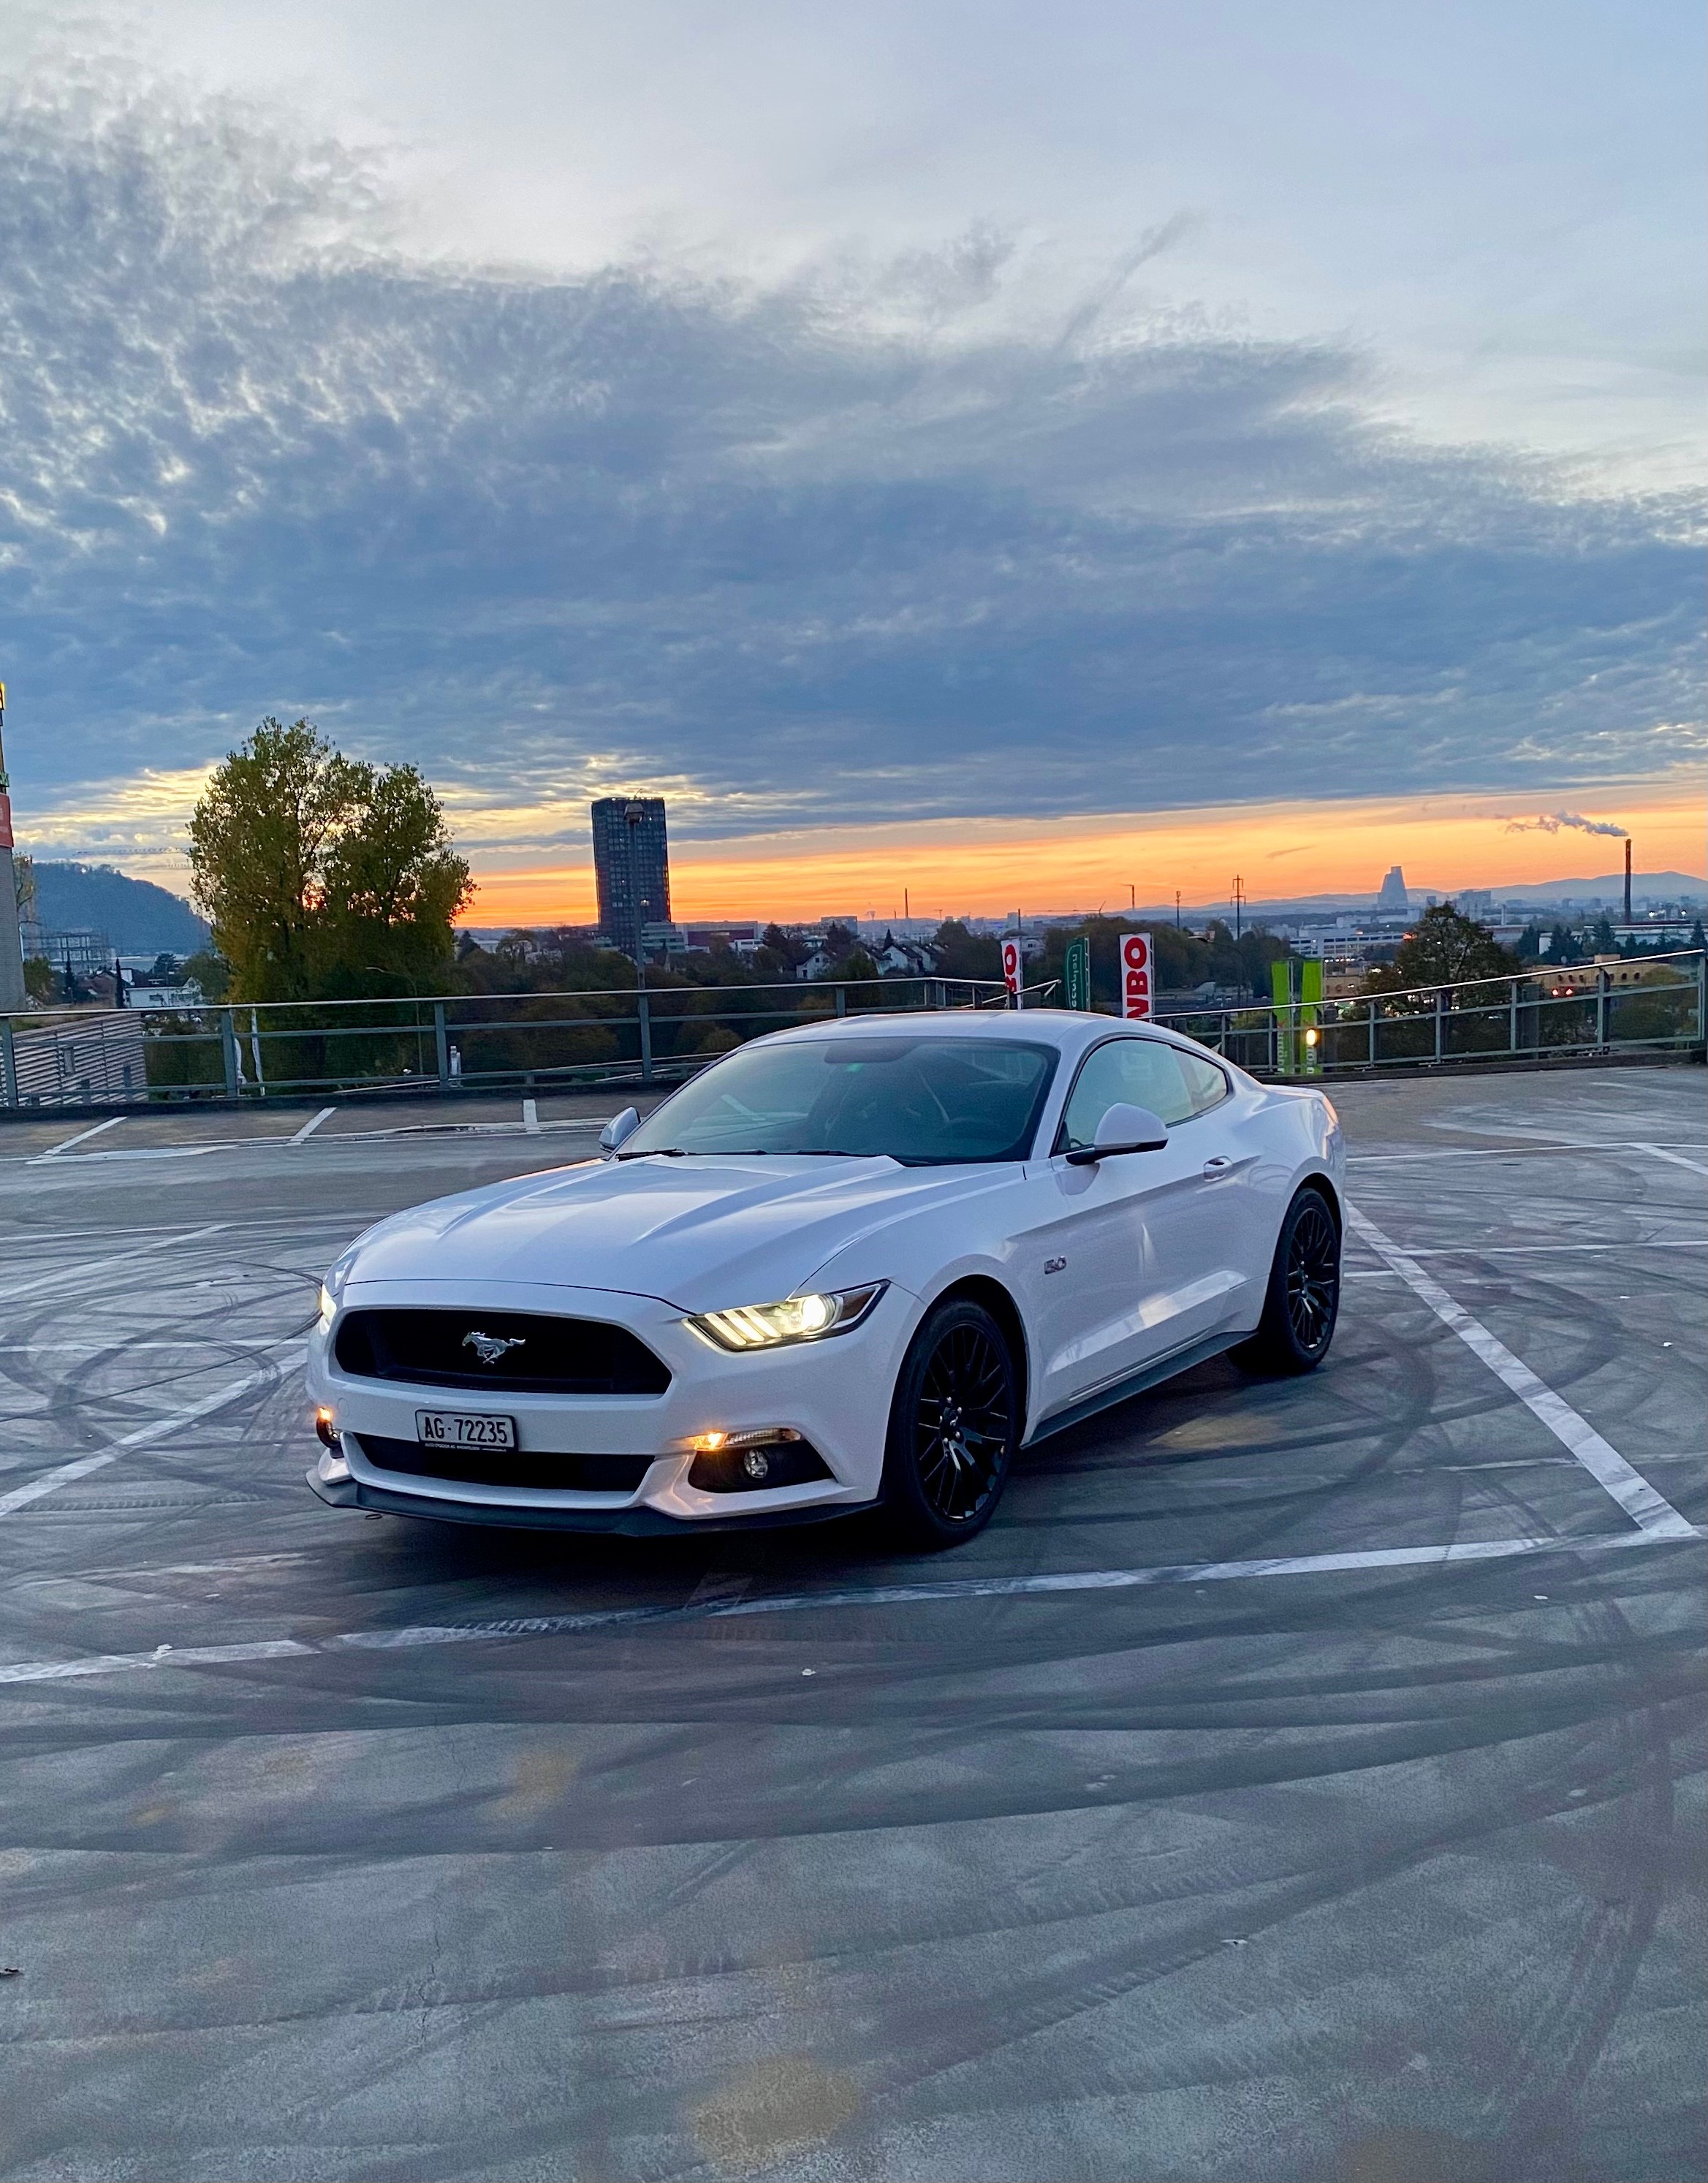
left=314, top=1405, right=340, bottom=1449
left=685, top=1432, right=833, bottom=1495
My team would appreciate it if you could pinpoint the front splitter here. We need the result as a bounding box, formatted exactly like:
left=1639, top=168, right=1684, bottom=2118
left=307, top=1466, right=873, bottom=1536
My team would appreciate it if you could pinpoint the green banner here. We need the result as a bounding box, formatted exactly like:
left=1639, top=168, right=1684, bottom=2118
left=1270, top=955, right=1321, bottom=1074
left=1063, top=935, right=1091, bottom=1012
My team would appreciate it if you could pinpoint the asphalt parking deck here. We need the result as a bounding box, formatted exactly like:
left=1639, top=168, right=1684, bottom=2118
left=0, top=1065, right=1702, bottom=2182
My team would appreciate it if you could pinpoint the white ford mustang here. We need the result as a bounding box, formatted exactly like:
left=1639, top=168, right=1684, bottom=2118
left=306, top=1011, right=1344, bottom=1546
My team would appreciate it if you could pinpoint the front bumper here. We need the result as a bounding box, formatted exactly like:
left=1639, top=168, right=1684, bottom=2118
left=305, top=1276, right=914, bottom=1530
left=306, top=1455, right=872, bottom=1534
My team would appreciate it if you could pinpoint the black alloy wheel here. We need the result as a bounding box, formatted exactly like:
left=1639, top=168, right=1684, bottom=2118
left=1232, top=1187, right=1341, bottom=1375
left=883, top=1299, right=1018, bottom=1548
left=1283, top=1194, right=1340, bottom=1356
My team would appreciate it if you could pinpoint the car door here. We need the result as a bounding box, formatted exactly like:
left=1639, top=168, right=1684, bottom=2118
left=1014, top=1036, right=1245, bottom=1424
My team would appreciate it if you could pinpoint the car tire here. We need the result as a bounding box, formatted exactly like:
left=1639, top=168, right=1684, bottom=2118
left=1231, top=1186, right=1341, bottom=1376
left=881, top=1298, right=1019, bottom=1550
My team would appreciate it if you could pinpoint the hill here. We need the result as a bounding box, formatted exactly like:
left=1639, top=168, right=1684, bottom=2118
left=27, top=862, right=208, bottom=954
left=1477, top=870, right=1707, bottom=906
left=1132, top=870, right=1707, bottom=919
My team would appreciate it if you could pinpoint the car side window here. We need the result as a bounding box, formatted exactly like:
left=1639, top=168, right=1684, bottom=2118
left=1055, top=1039, right=1195, bottom=1153
left=1174, top=1048, right=1230, bottom=1117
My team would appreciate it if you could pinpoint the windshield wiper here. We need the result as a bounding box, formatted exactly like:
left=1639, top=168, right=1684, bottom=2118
left=615, top=1147, right=686, bottom=1161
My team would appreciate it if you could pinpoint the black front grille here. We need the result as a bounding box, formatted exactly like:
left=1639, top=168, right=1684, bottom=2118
left=354, top=1434, right=655, bottom=1493
left=334, top=1309, right=670, bottom=1396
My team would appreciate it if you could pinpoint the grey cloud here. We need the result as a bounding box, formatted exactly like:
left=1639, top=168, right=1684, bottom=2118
left=0, top=66, right=1701, bottom=854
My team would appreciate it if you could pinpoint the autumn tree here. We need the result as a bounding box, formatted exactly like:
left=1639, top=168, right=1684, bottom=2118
left=188, top=718, right=471, bottom=1002
left=1365, top=902, right=1515, bottom=1000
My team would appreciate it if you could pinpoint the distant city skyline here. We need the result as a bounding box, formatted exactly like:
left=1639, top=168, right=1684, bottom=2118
left=458, top=784, right=1706, bottom=930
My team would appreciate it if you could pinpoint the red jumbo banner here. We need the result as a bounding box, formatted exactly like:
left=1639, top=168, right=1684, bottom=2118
left=1000, top=937, right=1022, bottom=1004
left=0, top=792, right=12, bottom=852
left=1120, top=930, right=1154, bottom=1020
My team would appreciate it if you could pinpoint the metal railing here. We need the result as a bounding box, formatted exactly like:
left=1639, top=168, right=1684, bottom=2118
left=0, top=974, right=1014, bottom=1106
left=1, top=954, right=1701, bottom=1109
left=1153, top=952, right=1707, bottom=1078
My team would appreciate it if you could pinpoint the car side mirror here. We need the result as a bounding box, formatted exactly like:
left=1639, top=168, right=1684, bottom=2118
left=1064, top=1101, right=1169, bottom=1166
left=599, top=1105, right=641, bottom=1153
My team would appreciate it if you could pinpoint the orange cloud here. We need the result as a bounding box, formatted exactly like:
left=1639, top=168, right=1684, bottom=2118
left=461, top=779, right=1706, bottom=927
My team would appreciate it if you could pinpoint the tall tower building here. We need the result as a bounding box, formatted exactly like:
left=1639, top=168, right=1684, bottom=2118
left=1375, top=865, right=1409, bottom=916
left=591, top=797, right=671, bottom=956
left=0, top=681, right=29, bottom=1013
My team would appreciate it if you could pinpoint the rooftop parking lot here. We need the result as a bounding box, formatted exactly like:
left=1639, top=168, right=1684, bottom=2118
left=0, top=1063, right=1702, bottom=2182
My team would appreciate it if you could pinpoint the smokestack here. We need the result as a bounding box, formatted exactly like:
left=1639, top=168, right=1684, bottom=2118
left=1624, top=838, right=1632, bottom=927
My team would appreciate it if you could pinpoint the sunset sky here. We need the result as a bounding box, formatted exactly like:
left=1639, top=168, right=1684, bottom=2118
left=2, top=3, right=1701, bottom=919
left=463, top=780, right=1705, bottom=928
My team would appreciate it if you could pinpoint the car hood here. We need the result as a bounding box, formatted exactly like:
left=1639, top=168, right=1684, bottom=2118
left=338, top=1153, right=1014, bottom=1312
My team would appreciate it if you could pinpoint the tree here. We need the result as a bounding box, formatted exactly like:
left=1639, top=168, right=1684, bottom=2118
left=1366, top=903, right=1515, bottom=998
left=187, top=718, right=472, bottom=1001
left=181, top=949, right=231, bottom=1002
left=927, top=919, right=1002, bottom=982
left=316, top=759, right=475, bottom=998
left=826, top=944, right=879, bottom=984
left=1591, top=913, right=1616, bottom=954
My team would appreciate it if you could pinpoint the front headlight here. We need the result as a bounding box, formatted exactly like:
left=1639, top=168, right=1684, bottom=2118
left=317, top=1247, right=360, bottom=1327
left=688, top=1283, right=887, bottom=1352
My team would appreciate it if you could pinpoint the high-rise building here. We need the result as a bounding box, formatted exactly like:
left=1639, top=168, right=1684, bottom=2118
left=591, top=797, right=671, bottom=956
left=1375, top=865, right=1409, bottom=916
left=0, top=680, right=29, bottom=1013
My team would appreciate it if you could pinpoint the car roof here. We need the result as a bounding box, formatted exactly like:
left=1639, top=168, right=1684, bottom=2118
left=765, top=1008, right=1181, bottom=1055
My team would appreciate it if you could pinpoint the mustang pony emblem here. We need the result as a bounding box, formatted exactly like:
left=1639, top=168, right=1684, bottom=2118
left=463, top=1329, right=526, bottom=1364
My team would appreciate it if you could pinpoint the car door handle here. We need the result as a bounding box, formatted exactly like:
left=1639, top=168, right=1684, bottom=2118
left=1201, top=1157, right=1232, bottom=1176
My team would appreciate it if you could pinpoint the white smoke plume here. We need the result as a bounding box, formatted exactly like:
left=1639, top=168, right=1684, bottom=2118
left=1504, top=811, right=1628, bottom=838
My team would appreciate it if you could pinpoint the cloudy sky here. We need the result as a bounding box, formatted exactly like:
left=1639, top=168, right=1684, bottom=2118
left=1, top=0, right=1701, bottom=917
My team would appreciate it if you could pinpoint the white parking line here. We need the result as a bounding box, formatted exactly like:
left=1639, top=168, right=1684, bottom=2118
left=0, top=1222, right=230, bottom=1307
left=2, top=1212, right=382, bottom=1247
left=1350, top=1141, right=1708, bottom=1163
left=28, top=1117, right=127, bottom=1163
left=0, top=1351, right=304, bottom=1518
left=289, top=1106, right=338, bottom=1144
left=1346, top=1205, right=1696, bottom=1538
left=1636, top=1142, right=1708, bottom=1177
left=1356, top=1238, right=1707, bottom=1258
left=0, top=1339, right=297, bottom=1354
left=1, top=1525, right=1699, bottom=1687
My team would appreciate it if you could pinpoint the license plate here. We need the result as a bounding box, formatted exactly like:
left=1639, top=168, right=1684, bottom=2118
left=415, top=1409, right=517, bottom=1450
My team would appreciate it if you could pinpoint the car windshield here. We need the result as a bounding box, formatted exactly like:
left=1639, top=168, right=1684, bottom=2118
left=619, top=1036, right=1059, bottom=1166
